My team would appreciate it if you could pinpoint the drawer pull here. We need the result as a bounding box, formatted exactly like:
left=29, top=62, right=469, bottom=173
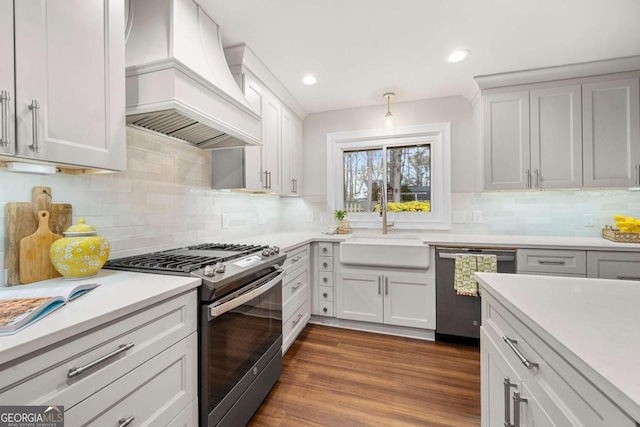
left=28, top=99, right=41, bottom=152
left=537, top=260, right=566, bottom=265
left=0, top=90, right=10, bottom=147
left=292, top=282, right=303, bottom=291
left=513, top=391, right=527, bottom=427
left=292, top=314, right=303, bottom=326
left=322, top=247, right=328, bottom=253
left=378, top=276, right=382, bottom=295
left=291, top=256, right=302, bottom=263
left=503, top=336, right=538, bottom=369
left=322, top=307, right=328, bottom=313
left=616, top=275, right=640, bottom=281
left=322, top=277, right=328, bottom=283
left=322, top=262, right=328, bottom=268
left=118, top=416, right=135, bottom=427
left=68, top=342, right=135, bottom=378
left=322, top=292, right=328, bottom=298
left=504, top=377, right=517, bottom=426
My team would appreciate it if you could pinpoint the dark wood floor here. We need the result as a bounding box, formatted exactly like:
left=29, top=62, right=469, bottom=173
left=250, top=325, right=481, bottom=427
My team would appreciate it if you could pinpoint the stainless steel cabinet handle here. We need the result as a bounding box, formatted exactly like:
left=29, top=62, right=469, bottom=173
left=385, top=276, right=389, bottom=295
left=538, top=260, right=565, bottom=265
left=0, top=90, right=10, bottom=147
left=535, top=169, right=539, bottom=188
left=504, top=377, right=517, bottom=427
left=378, top=276, right=381, bottom=295
left=635, top=165, right=639, bottom=186
left=323, top=307, right=328, bottom=313
left=322, top=292, right=328, bottom=298
left=513, top=391, right=527, bottom=426
left=291, top=282, right=302, bottom=291
left=28, top=99, right=40, bottom=152
left=291, top=256, right=302, bottom=263
left=616, top=275, right=640, bottom=281
left=292, top=314, right=303, bottom=326
left=268, top=171, right=272, bottom=189
left=322, top=247, right=328, bottom=253
left=68, top=342, right=135, bottom=378
left=322, top=277, right=328, bottom=283
left=118, top=416, right=135, bottom=427
left=322, top=262, right=328, bottom=268
left=263, top=171, right=268, bottom=189
left=503, top=336, right=538, bottom=369
left=525, top=169, right=530, bottom=189
left=294, top=178, right=298, bottom=193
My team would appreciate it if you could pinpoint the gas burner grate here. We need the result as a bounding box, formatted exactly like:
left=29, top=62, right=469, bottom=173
left=105, top=253, right=224, bottom=274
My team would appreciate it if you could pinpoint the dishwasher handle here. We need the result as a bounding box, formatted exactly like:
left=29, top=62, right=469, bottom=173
left=438, top=252, right=515, bottom=262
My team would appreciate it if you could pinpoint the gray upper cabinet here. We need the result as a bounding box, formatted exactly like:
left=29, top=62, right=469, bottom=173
left=582, top=78, right=640, bottom=188
left=530, top=85, right=583, bottom=189
left=482, top=91, right=530, bottom=190
left=483, top=86, right=583, bottom=190
left=12, top=0, right=126, bottom=171
left=0, top=0, right=15, bottom=157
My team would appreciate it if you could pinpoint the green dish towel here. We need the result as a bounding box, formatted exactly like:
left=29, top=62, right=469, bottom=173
left=454, top=254, right=497, bottom=297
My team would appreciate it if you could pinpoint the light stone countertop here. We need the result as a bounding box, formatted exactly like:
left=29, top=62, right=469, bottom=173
left=0, top=269, right=200, bottom=364
left=476, top=272, right=640, bottom=423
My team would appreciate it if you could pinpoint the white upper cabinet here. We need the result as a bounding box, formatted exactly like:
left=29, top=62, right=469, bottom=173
left=0, top=0, right=15, bottom=156
left=582, top=78, right=640, bottom=188
left=530, top=85, right=583, bottom=189
left=483, top=91, right=530, bottom=190
left=281, top=108, right=303, bottom=195
left=12, top=0, right=126, bottom=171
left=262, top=91, right=282, bottom=193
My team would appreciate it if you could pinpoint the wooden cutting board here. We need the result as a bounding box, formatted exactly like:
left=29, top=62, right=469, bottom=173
left=5, top=187, right=72, bottom=285
left=19, top=211, right=63, bottom=284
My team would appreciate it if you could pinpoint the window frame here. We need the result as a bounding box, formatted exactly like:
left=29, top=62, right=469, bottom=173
left=327, top=123, right=452, bottom=230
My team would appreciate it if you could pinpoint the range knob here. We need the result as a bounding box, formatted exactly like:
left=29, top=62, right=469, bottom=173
left=261, top=249, right=271, bottom=257
left=273, top=246, right=280, bottom=254
left=203, top=265, right=215, bottom=277
left=215, top=262, right=226, bottom=273
left=269, top=248, right=276, bottom=255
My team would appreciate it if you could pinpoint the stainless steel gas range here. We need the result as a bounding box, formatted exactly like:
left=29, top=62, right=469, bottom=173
left=105, top=243, right=286, bottom=427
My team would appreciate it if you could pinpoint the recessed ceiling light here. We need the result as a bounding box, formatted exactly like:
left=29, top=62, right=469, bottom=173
left=302, top=75, right=317, bottom=85
left=447, top=49, right=470, bottom=63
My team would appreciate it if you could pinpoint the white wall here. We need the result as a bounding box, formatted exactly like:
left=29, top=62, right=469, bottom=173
left=0, top=127, right=316, bottom=280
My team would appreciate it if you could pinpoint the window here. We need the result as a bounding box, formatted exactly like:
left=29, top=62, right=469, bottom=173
left=327, top=124, right=451, bottom=230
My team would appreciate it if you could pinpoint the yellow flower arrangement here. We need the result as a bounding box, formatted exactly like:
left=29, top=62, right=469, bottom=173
left=374, top=201, right=431, bottom=212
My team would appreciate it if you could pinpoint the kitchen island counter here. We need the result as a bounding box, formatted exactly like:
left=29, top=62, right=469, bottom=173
left=476, top=271, right=640, bottom=423
left=0, top=269, right=200, bottom=363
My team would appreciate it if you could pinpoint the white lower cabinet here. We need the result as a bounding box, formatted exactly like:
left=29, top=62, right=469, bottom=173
left=336, top=270, right=435, bottom=329
left=311, top=242, right=336, bottom=317
left=586, top=251, right=640, bottom=280
left=0, top=290, right=198, bottom=426
left=482, top=290, right=636, bottom=426
left=282, top=244, right=311, bottom=354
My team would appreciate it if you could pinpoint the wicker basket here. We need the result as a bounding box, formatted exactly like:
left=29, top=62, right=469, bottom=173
left=602, top=225, right=640, bottom=243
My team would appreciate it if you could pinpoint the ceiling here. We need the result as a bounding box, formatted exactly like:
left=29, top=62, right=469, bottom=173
left=201, top=0, right=640, bottom=115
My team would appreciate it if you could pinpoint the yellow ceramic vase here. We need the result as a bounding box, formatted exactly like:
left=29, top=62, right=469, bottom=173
left=50, top=218, right=110, bottom=280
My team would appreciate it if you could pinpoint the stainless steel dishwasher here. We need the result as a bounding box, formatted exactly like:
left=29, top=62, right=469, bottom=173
left=435, top=247, right=516, bottom=341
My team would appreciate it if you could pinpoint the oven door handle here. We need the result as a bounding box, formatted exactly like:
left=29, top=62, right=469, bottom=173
left=208, top=269, right=285, bottom=318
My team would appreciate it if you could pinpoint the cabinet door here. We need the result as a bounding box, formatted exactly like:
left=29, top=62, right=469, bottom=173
left=262, top=91, right=282, bottom=193
left=481, top=329, right=521, bottom=427
left=0, top=0, right=15, bottom=156
left=583, top=78, right=640, bottom=188
left=14, top=0, right=125, bottom=171
left=335, top=272, right=383, bottom=323
left=530, top=86, right=582, bottom=189
left=483, top=91, right=530, bottom=190
left=383, top=273, right=435, bottom=329
left=281, top=108, right=303, bottom=195
left=242, top=74, right=267, bottom=191
left=586, top=251, right=640, bottom=279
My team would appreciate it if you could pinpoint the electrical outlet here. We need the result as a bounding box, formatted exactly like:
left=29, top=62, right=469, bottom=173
left=452, top=211, right=467, bottom=224
left=307, top=212, right=314, bottom=223
left=472, top=211, right=483, bottom=224
left=584, top=214, right=594, bottom=227
left=222, top=213, right=229, bottom=229
left=320, top=213, right=327, bottom=224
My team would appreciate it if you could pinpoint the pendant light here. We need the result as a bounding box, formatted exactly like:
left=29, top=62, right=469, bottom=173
left=383, top=92, right=395, bottom=128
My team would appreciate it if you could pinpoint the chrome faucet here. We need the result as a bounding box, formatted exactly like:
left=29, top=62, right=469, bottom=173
left=378, top=191, right=394, bottom=234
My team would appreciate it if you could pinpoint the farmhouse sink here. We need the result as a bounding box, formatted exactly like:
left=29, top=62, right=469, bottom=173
left=339, top=235, right=430, bottom=269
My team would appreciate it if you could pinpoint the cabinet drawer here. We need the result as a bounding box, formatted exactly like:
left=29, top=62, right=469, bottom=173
left=587, top=251, right=640, bottom=279
left=283, top=245, right=310, bottom=272
left=483, top=295, right=635, bottom=426
left=318, top=256, right=333, bottom=272
left=283, top=268, right=309, bottom=309
left=318, top=286, right=334, bottom=302
left=167, top=398, right=198, bottom=427
left=318, top=242, right=333, bottom=257
left=66, top=332, right=197, bottom=426
left=283, top=290, right=310, bottom=346
left=318, top=271, right=334, bottom=287
left=318, top=301, right=334, bottom=317
left=517, top=249, right=586, bottom=275
left=0, top=291, right=197, bottom=409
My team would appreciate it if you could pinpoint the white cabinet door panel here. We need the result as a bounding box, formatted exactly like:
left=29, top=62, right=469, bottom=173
left=583, top=78, right=640, bottom=188
left=242, top=74, right=266, bottom=191
left=336, top=272, right=383, bottom=323
left=530, top=85, right=582, bottom=189
left=483, top=91, right=531, bottom=190
left=0, top=0, right=14, bottom=156
left=263, top=92, right=282, bottom=193
left=384, top=273, right=435, bottom=329
left=14, top=0, right=125, bottom=170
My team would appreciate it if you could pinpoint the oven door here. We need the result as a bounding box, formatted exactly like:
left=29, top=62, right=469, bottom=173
left=200, top=268, right=284, bottom=427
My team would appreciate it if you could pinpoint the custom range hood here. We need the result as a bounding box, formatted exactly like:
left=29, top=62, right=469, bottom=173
left=125, top=0, right=261, bottom=149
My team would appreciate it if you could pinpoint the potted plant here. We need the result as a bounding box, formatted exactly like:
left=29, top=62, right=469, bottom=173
left=334, top=210, right=350, bottom=234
